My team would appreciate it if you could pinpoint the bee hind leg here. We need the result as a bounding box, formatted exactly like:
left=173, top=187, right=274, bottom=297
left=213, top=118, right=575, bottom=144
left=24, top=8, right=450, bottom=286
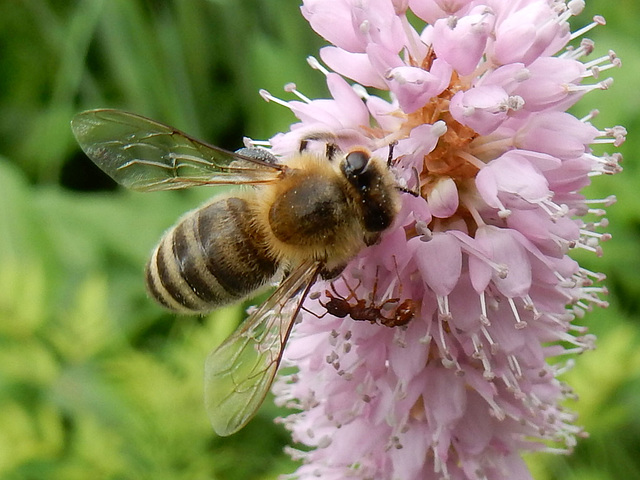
left=235, top=147, right=279, bottom=164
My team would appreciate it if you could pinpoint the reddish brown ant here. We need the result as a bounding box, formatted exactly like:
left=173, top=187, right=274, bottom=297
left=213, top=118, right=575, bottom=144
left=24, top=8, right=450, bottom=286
left=307, top=260, right=416, bottom=327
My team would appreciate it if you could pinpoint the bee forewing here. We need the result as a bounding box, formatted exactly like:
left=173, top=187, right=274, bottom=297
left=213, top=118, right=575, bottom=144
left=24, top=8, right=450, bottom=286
left=204, top=259, right=320, bottom=436
left=71, top=109, right=283, bottom=191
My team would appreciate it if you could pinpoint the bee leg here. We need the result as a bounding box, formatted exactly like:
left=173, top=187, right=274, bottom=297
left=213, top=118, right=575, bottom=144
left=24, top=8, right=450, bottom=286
left=298, top=132, right=340, bottom=158
left=319, top=263, right=347, bottom=280
left=235, top=147, right=279, bottom=165
left=364, top=232, right=382, bottom=246
left=325, top=142, right=339, bottom=161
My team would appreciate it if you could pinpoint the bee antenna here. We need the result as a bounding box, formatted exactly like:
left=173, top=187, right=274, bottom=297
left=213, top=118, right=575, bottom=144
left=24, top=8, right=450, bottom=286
left=387, top=141, right=398, bottom=167
left=396, top=185, right=420, bottom=197
left=394, top=166, right=420, bottom=197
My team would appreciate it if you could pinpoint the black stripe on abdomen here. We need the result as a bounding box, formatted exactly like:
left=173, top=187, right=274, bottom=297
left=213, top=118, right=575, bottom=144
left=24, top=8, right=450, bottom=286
left=145, top=195, right=278, bottom=314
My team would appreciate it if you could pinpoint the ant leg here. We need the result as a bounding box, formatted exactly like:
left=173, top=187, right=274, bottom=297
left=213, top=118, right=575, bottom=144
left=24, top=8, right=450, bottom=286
left=383, top=256, right=416, bottom=327
left=339, top=275, right=362, bottom=302
left=370, top=265, right=382, bottom=302
left=376, top=257, right=402, bottom=312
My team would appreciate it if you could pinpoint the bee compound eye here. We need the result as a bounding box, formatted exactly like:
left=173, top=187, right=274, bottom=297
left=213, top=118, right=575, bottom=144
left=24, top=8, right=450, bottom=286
left=344, top=151, right=370, bottom=176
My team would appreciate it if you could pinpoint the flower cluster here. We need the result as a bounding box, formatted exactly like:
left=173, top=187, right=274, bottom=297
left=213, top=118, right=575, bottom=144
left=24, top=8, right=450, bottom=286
left=257, top=1, right=623, bottom=479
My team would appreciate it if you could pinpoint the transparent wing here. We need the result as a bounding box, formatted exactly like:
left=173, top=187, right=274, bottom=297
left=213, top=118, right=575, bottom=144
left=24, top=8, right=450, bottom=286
left=204, top=259, right=321, bottom=436
left=71, top=109, right=284, bottom=191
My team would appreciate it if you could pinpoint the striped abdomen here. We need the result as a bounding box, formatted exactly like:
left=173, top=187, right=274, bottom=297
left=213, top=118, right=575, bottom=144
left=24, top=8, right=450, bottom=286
left=146, top=195, right=279, bottom=314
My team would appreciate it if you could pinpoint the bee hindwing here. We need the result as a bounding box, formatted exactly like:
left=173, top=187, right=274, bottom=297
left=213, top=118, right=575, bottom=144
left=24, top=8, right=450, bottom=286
left=204, top=259, right=320, bottom=436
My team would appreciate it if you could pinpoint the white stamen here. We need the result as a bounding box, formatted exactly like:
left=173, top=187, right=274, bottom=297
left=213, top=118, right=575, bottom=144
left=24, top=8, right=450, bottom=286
left=432, top=120, right=448, bottom=137
left=457, top=150, right=487, bottom=170
left=351, top=83, right=370, bottom=100
left=480, top=324, right=498, bottom=355
left=570, top=15, right=606, bottom=41
left=359, top=19, right=370, bottom=35
left=580, top=109, right=599, bottom=122
left=508, top=298, right=528, bottom=329
left=259, top=88, right=290, bottom=108
left=306, top=55, right=330, bottom=76
left=284, top=83, right=313, bottom=103
left=479, top=292, right=491, bottom=325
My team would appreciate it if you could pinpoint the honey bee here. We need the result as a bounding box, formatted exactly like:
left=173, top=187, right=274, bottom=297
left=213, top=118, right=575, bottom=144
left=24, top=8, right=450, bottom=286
left=71, top=109, right=402, bottom=436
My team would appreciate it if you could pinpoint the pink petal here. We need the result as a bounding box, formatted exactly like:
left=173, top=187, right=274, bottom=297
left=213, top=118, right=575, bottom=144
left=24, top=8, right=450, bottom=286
left=301, top=0, right=364, bottom=52
left=475, top=226, right=532, bottom=298
left=515, top=111, right=599, bottom=159
left=475, top=152, right=551, bottom=209
left=427, top=176, right=460, bottom=218
left=432, top=5, right=495, bottom=75
left=491, top=2, right=570, bottom=66
left=320, top=46, right=387, bottom=89
left=326, top=72, right=370, bottom=126
left=514, top=57, right=586, bottom=111
left=385, top=59, right=452, bottom=114
left=449, top=85, right=512, bottom=135
left=409, top=0, right=474, bottom=24
left=414, top=233, right=462, bottom=296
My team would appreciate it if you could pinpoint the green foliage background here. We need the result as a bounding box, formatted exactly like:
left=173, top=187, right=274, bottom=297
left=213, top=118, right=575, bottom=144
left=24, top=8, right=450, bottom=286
left=0, top=1, right=637, bottom=479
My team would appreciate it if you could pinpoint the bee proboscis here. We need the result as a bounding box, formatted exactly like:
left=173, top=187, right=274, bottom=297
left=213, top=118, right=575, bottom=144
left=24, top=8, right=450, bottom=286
left=71, top=109, right=401, bottom=436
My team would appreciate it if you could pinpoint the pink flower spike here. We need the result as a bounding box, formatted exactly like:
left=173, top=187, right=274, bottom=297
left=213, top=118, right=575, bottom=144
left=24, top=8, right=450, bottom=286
left=257, top=2, right=624, bottom=479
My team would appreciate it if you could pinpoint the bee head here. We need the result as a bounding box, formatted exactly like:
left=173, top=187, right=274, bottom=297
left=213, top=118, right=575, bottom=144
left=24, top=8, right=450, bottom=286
left=339, top=148, right=399, bottom=233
